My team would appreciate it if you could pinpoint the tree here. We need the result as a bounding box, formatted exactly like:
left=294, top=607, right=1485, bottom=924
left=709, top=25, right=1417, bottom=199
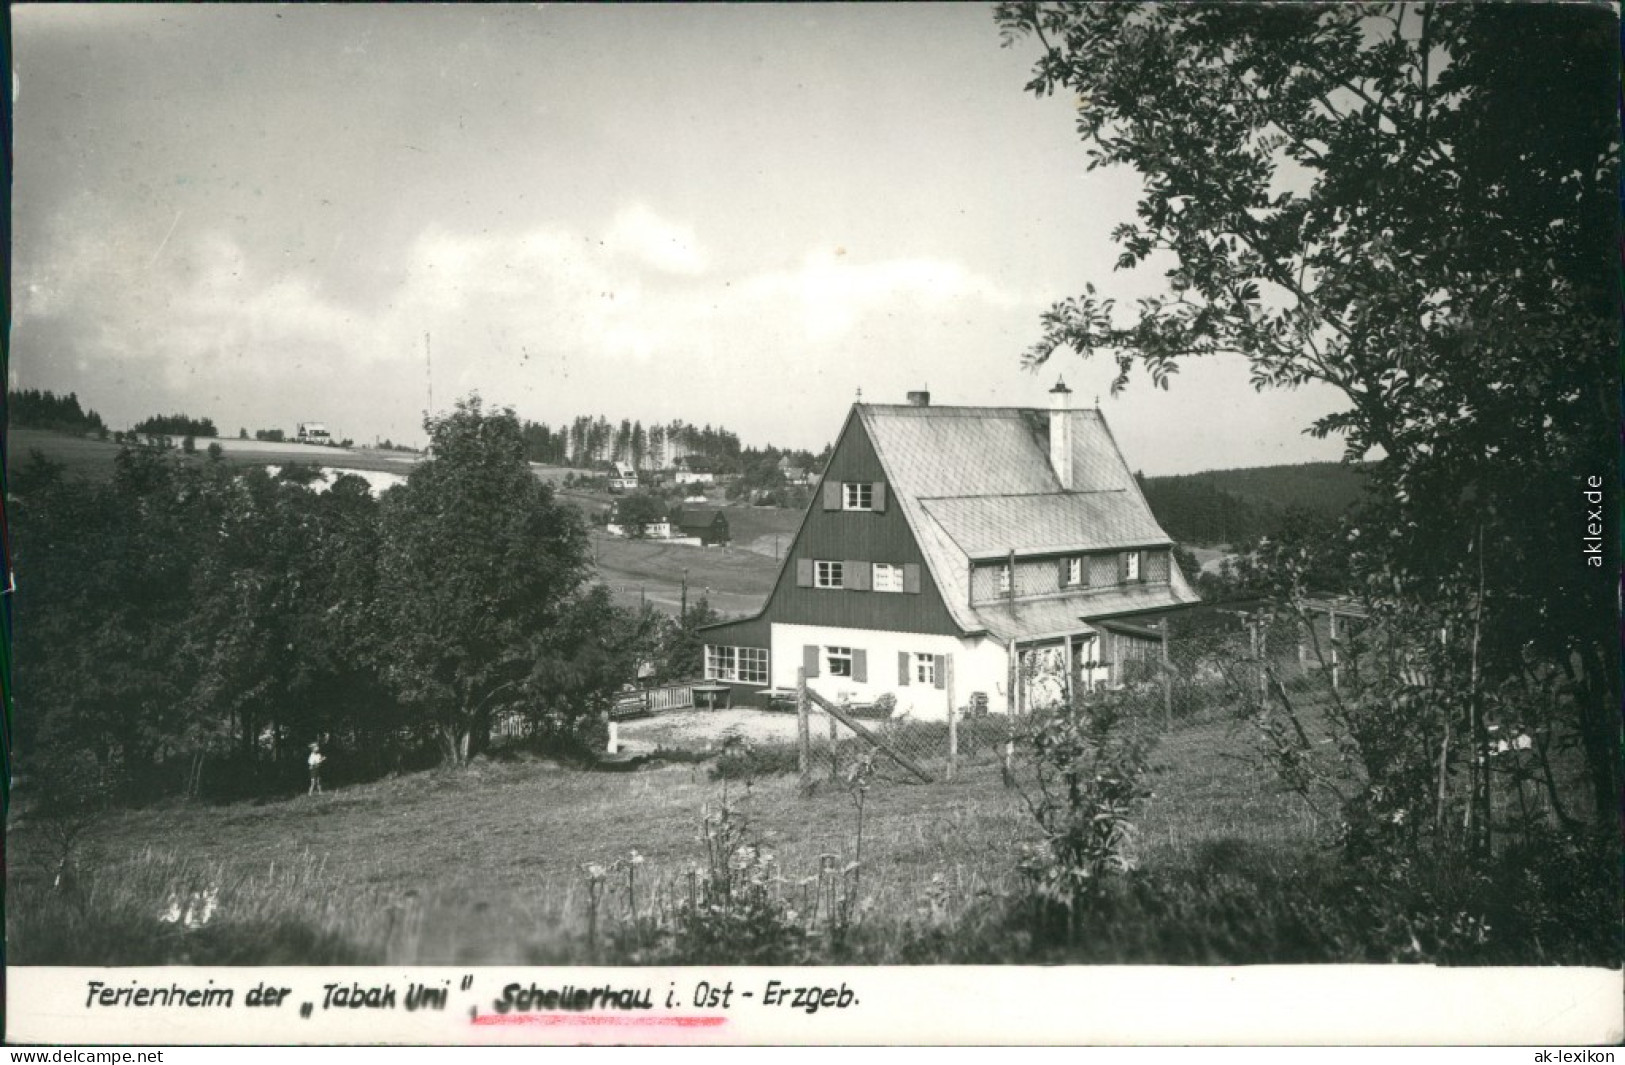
left=995, top=3, right=1618, bottom=829
left=614, top=491, right=668, bottom=539
left=656, top=596, right=722, bottom=682
left=370, top=396, right=625, bottom=765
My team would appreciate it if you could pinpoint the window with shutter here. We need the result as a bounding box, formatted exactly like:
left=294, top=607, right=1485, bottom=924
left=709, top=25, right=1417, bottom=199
left=933, top=654, right=947, bottom=690
left=845, top=561, right=871, bottom=591
left=871, top=482, right=887, bottom=512
left=897, top=651, right=911, bottom=686
left=902, top=562, right=921, bottom=594
left=852, top=648, right=868, bottom=683
left=796, top=558, right=814, bottom=587
left=803, top=644, right=821, bottom=678
left=822, top=482, right=841, bottom=511
left=814, top=560, right=844, bottom=589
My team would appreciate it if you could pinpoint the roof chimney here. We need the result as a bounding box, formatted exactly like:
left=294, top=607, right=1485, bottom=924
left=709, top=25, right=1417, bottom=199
left=1048, top=377, right=1073, bottom=489
left=906, top=389, right=931, bottom=407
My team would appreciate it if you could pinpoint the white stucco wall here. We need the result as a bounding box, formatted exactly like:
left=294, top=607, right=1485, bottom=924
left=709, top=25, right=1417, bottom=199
left=769, top=623, right=1015, bottom=721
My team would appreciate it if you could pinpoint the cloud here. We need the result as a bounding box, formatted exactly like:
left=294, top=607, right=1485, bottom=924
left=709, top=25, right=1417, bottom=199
left=11, top=202, right=1064, bottom=448
left=743, top=247, right=1025, bottom=341
left=603, top=204, right=709, bottom=277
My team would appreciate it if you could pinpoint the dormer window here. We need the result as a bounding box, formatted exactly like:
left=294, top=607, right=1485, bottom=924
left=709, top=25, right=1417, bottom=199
left=843, top=482, right=873, bottom=511
left=1126, top=551, right=1141, bottom=582
left=997, top=565, right=1012, bottom=595
left=1065, top=557, right=1084, bottom=586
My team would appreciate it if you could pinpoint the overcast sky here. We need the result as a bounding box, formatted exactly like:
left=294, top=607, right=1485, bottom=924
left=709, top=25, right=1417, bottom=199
left=11, top=3, right=1350, bottom=474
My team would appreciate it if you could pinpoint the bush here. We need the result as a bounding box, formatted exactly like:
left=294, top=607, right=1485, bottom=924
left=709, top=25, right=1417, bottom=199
left=1008, top=686, right=1162, bottom=943
left=709, top=740, right=798, bottom=781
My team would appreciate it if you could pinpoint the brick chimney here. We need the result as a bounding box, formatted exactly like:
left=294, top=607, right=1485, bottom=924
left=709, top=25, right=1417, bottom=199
left=1049, top=377, right=1072, bottom=489
left=906, top=389, right=931, bottom=407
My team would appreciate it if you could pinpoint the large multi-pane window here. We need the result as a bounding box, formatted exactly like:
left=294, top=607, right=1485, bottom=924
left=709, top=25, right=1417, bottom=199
left=1066, top=557, right=1085, bottom=586
left=842, top=482, right=873, bottom=511
left=913, top=652, right=936, bottom=686
left=705, top=645, right=769, bottom=685
left=1126, top=551, right=1142, bottom=581
left=826, top=646, right=854, bottom=678
left=815, top=560, right=845, bottom=589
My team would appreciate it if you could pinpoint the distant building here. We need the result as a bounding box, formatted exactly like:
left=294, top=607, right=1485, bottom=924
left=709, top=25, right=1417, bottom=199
left=670, top=506, right=731, bottom=547
left=606, top=501, right=671, bottom=540
left=297, top=422, right=331, bottom=445
left=674, top=455, right=716, bottom=486
left=608, top=462, right=639, bottom=492
left=605, top=502, right=730, bottom=547
left=778, top=456, right=812, bottom=486
left=698, top=383, right=1198, bottom=718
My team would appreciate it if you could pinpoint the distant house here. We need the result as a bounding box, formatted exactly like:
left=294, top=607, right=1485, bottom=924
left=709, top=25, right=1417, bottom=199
left=778, top=456, right=812, bottom=486
left=673, top=455, right=716, bottom=486
left=670, top=506, right=730, bottom=547
left=297, top=422, right=331, bottom=445
left=698, top=383, right=1199, bottom=719
left=605, top=501, right=728, bottom=546
left=605, top=501, right=671, bottom=540
left=608, top=462, right=639, bottom=492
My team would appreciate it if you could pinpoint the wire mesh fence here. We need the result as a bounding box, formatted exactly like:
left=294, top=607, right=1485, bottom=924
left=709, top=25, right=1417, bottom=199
left=797, top=698, right=1015, bottom=787
left=791, top=605, right=1366, bottom=791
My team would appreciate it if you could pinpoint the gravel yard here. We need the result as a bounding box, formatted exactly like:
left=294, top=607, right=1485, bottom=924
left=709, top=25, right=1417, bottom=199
left=617, top=707, right=801, bottom=752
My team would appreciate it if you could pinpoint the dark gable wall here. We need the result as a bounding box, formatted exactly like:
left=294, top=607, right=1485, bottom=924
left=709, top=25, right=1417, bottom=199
left=765, top=410, right=963, bottom=636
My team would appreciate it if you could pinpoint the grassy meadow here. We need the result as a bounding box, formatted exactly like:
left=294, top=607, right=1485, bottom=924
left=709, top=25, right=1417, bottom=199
left=9, top=705, right=1335, bottom=966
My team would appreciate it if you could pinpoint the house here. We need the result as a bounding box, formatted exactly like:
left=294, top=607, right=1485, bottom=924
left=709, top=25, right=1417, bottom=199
left=670, top=506, right=730, bottom=547
left=698, top=383, right=1199, bottom=720
left=673, top=455, right=716, bottom=486
left=605, top=502, right=671, bottom=540
left=297, top=422, right=331, bottom=445
left=608, top=462, right=639, bottom=492
left=778, top=456, right=812, bottom=487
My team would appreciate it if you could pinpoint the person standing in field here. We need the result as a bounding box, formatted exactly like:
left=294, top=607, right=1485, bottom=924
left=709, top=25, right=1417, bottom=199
left=308, top=743, right=325, bottom=795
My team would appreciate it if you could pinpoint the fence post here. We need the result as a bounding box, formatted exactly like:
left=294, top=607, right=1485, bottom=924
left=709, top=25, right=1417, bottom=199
left=607, top=720, right=619, bottom=755
left=829, top=704, right=840, bottom=783
left=946, top=655, right=958, bottom=782
left=1160, top=628, right=1172, bottom=732
left=797, top=667, right=811, bottom=792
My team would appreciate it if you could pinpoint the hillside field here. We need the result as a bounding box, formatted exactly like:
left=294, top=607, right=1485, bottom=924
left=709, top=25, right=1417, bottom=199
left=6, top=429, right=788, bottom=617
left=6, top=703, right=1323, bottom=966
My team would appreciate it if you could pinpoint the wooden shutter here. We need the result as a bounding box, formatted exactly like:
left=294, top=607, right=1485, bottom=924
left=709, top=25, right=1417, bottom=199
left=796, top=558, right=813, bottom=587
left=1117, top=552, right=1130, bottom=583
left=846, top=561, right=871, bottom=591
left=898, top=652, right=911, bottom=686
left=1058, top=558, right=1070, bottom=586
left=1078, top=556, right=1091, bottom=587
left=823, top=481, right=842, bottom=510
left=933, top=654, right=947, bottom=690
left=872, top=482, right=887, bottom=512
left=1139, top=550, right=1150, bottom=582
left=803, top=644, right=820, bottom=678
left=902, top=562, right=921, bottom=594
left=852, top=648, right=868, bottom=683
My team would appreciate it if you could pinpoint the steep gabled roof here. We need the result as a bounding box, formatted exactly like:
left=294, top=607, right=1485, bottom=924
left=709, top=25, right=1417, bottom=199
left=671, top=505, right=728, bottom=534
left=858, top=404, right=1198, bottom=639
